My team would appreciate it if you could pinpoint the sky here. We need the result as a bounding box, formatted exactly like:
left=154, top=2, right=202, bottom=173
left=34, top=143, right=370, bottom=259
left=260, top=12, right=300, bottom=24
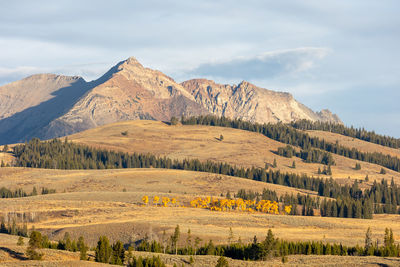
left=1, top=1, right=399, bottom=137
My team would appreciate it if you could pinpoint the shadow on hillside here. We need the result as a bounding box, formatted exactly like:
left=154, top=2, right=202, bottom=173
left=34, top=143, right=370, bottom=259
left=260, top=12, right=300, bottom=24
left=0, top=61, right=126, bottom=146
left=0, top=246, right=28, bottom=260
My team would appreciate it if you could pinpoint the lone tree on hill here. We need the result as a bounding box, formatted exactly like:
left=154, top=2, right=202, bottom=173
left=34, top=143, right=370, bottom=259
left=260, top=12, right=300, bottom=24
left=355, top=163, right=361, bottom=170
left=170, top=117, right=179, bottom=125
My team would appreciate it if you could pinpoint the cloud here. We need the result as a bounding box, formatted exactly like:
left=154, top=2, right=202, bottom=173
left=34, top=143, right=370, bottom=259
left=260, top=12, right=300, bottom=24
left=0, top=66, right=44, bottom=85
left=188, top=47, right=330, bottom=80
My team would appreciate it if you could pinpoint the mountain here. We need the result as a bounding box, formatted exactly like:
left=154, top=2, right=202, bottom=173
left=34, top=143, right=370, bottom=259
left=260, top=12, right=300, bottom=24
left=0, top=74, right=90, bottom=145
left=0, top=57, right=341, bottom=144
left=180, top=79, right=341, bottom=124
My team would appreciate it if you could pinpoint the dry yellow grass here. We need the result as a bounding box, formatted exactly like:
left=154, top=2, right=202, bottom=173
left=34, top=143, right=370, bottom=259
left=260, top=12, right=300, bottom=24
left=67, top=120, right=400, bottom=183
left=1, top=192, right=400, bottom=248
left=0, top=152, right=14, bottom=166
left=306, top=130, right=400, bottom=158
left=0, top=167, right=398, bottom=249
left=0, top=167, right=311, bottom=197
left=2, top=121, right=400, bottom=265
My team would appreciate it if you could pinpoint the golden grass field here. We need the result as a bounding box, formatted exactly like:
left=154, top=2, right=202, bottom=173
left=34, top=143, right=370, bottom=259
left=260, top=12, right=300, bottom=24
left=0, top=167, right=399, bottom=249
left=68, top=120, right=400, bottom=184
left=1, top=120, right=400, bottom=266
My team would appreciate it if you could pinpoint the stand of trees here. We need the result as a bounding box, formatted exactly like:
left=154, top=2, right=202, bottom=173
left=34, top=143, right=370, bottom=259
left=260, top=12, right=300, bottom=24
left=291, top=119, right=400, bottom=149
left=0, top=186, right=56, bottom=198
left=0, top=218, right=28, bottom=237
left=277, top=145, right=335, bottom=165
left=181, top=115, right=400, bottom=172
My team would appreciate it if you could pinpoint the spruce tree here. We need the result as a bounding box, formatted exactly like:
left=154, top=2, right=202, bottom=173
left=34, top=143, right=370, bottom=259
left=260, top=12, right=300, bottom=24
left=27, top=230, right=43, bottom=260
left=95, top=236, right=112, bottom=263
left=77, top=236, right=87, bottom=260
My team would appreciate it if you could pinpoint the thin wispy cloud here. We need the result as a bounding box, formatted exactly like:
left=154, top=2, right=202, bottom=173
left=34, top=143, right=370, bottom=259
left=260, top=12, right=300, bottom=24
left=188, top=47, right=330, bottom=80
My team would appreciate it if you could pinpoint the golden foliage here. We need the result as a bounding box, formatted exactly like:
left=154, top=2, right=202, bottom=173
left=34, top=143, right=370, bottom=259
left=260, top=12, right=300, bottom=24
left=142, top=195, right=292, bottom=215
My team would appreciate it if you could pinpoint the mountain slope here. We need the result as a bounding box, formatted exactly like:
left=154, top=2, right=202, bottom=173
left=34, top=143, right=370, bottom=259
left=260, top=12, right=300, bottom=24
left=0, top=57, right=340, bottom=144
left=181, top=79, right=341, bottom=124
left=0, top=74, right=90, bottom=144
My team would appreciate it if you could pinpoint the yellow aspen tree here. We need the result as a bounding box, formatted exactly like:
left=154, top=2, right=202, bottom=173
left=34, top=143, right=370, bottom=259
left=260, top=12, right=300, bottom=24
left=162, top=197, right=170, bottom=207
left=171, top=198, right=177, bottom=207
left=284, top=205, right=292, bottom=214
left=153, top=196, right=160, bottom=206
left=142, top=195, right=149, bottom=206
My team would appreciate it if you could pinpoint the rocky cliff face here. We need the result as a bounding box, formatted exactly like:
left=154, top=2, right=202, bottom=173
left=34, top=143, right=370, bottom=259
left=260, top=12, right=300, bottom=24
left=180, top=79, right=341, bottom=124
left=0, top=57, right=341, bottom=144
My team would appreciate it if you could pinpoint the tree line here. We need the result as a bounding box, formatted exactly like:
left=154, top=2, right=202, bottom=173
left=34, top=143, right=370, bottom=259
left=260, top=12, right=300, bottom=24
left=15, top=224, right=400, bottom=264
left=136, top=227, right=400, bottom=260
left=180, top=115, right=400, bottom=172
left=11, top=138, right=400, bottom=218
left=0, top=186, right=55, bottom=198
left=291, top=119, right=400, bottom=149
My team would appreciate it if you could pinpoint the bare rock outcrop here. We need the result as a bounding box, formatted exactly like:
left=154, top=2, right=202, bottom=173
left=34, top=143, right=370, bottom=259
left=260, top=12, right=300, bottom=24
left=180, top=79, right=341, bottom=124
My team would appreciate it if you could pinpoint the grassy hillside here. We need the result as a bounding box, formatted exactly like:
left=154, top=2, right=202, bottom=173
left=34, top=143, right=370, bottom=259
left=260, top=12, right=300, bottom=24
left=0, top=167, right=309, bottom=197
left=67, top=120, right=400, bottom=183
left=2, top=120, right=400, bottom=265
left=0, top=167, right=398, bottom=248
left=306, top=130, right=400, bottom=158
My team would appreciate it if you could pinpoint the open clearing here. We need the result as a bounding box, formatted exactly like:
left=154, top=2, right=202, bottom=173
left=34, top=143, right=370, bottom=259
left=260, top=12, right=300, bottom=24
left=68, top=120, right=400, bottom=183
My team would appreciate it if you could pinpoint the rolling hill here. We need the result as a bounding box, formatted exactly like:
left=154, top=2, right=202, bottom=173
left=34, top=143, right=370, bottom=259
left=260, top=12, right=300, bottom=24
left=67, top=120, right=400, bottom=184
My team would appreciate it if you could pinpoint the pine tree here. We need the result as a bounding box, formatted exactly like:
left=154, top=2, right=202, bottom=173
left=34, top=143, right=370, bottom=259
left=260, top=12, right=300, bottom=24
left=215, top=256, right=229, bottom=267
left=17, top=236, right=24, bottom=246
left=27, top=230, right=43, bottom=260
left=292, top=161, right=296, bottom=169
left=364, top=227, right=373, bottom=255
left=273, top=159, right=277, bottom=168
left=111, top=240, right=125, bottom=265
left=171, top=225, right=180, bottom=255
left=228, top=227, right=234, bottom=244
left=95, top=236, right=112, bottom=263
left=355, top=163, right=361, bottom=170
left=77, top=236, right=88, bottom=260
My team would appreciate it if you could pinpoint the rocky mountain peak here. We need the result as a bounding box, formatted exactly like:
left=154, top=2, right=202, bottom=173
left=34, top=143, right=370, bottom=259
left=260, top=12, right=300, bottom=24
left=0, top=56, right=342, bottom=144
